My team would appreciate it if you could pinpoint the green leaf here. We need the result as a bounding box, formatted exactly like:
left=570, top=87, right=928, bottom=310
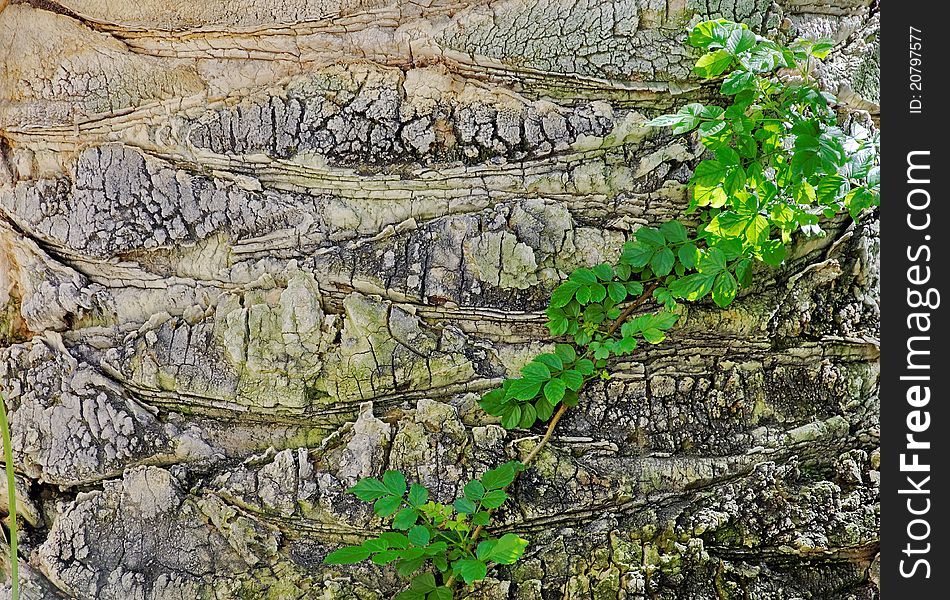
left=560, top=370, right=584, bottom=391
left=535, top=397, right=554, bottom=421
left=395, top=589, right=425, bottom=600
left=363, top=538, right=389, bottom=552
left=593, top=263, right=614, bottom=281
left=678, top=243, right=699, bottom=269
left=672, top=103, right=705, bottom=134
left=393, top=508, right=419, bottom=530
left=543, top=378, right=566, bottom=405
left=501, top=405, right=522, bottom=429
left=506, top=378, right=542, bottom=401
left=693, top=49, right=733, bottom=77
left=712, top=271, right=738, bottom=307
left=635, top=227, right=666, bottom=248
left=810, top=40, right=835, bottom=59
left=693, top=184, right=727, bottom=208
left=569, top=268, right=597, bottom=284
left=660, top=220, right=688, bottom=243
left=575, top=285, right=591, bottom=304
left=383, top=471, right=407, bottom=497
left=535, top=353, right=563, bottom=371
left=347, top=478, right=392, bottom=502
left=453, top=559, right=488, bottom=584
left=621, top=241, right=654, bottom=267
left=519, top=402, right=537, bottom=428
left=724, top=27, right=757, bottom=55
left=520, top=361, right=552, bottom=383
left=575, top=359, right=595, bottom=375
left=692, top=160, right=728, bottom=187
left=554, top=344, right=577, bottom=363
left=550, top=281, right=580, bottom=308
left=408, top=525, right=431, bottom=547
left=396, top=556, right=425, bottom=576
left=372, top=550, right=402, bottom=565
left=669, top=272, right=716, bottom=301
left=428, top=588, right=453, bottom=600
left=607, top=281, right=627, bottom=303
left=479, top=388, right=506, bottom=415
left=588, top=283, right=607, bottom=303
left=379, top=532, right=410, bottom=549
left=472, top=511, right=491, bottom=526
left=650, top=246, right=675, bottom=276
left=484, top=533, right=529, bottom=564
left=324, top=545, right=371, bottom=564
left=454, top=497, right=477, bottom=514
left=625, top=281, right=644, bottom=296
left=698, top=248, right=727, bottom=274
left=721, top=70, right=755, bottom=95
left=463, top=480, right=486, bottom=503
left=480, top=489, right=508, bottom=509
left=481, top=462, right=521, bottom=490
left=410, top=573, right=437, bottom=593
left=374, top=494, right=402, bottom=517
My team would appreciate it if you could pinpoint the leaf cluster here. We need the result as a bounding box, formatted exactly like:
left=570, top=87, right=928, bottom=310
left=324, top=463, right=527, bottom=598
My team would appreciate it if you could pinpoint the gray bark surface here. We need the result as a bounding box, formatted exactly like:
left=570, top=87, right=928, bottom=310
left=0, top=0, right=879, bottom=598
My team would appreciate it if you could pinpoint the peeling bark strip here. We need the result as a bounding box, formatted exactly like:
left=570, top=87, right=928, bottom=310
left=0, top=1, right=879, bottom=599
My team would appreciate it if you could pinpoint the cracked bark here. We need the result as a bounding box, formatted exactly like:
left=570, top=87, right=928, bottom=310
left=0, top=0, right=879, bottom=598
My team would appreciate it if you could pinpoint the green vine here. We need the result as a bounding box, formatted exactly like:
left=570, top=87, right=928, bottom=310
left=323, top=19, right=879, bottom=599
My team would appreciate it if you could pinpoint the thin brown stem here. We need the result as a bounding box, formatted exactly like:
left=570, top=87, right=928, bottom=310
left=605, top=282, right=661, bottom=337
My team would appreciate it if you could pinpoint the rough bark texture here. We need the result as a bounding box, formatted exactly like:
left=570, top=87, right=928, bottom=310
left=0, top=1, right=880, bottom=598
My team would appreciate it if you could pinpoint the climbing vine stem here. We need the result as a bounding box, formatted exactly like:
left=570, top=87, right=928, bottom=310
left=323, top=18, right=878, bottom=599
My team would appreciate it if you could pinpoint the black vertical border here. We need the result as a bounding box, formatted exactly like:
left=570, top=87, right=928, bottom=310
left=881, top=0, right=948, bottom=594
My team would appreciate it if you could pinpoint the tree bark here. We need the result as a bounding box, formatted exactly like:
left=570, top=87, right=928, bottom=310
left=0, top=1, right=879, bottom=598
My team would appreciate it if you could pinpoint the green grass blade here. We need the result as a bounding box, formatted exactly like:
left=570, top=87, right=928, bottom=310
left=0, top=392, right=18, bottom=600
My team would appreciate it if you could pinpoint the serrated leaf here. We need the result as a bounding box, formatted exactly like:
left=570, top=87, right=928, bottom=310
left=520, top=361, right=552, bottom=383
left=721, top=70, right=755, bottom=95
left=372, top=550, right=402, bottom=565
left=575, top=285, right=591, bottom=304
left=592, top=263, right=614, bottom=281
left=506, top=378, right=542, bottom=401
left=575, top=359, right=595, bottom=375
left=692, top=160, right=729, bottom=187
left=535, top=353, right=563, bottom=371
left=379, top=532, right=410, bottom=549
left=481, top=462, right=520, bottom=490
left=698, top=248, right=727, bottom=274
left=472, top=511, right=491, bottom=526
left=407, top=483, right=429, bottom=507
left=543, top=378, right=566, bottom=405
left=535, top=397, right=554, bottom=421
left=519, top=402, right=537, bottom=428
left=485, top=533, right=529, bottom=564
left=550, top=281, right=580, bottom=308
left=393, top=508, right=418, bottom=530
left=396, top=556, right=425, bottom=576
left=724, top=27, right=757, bottom=55
left=410, top=573, right=437, bottom=593
left=374, top=494, right=402, bottom=517
left=395, top=589, right=425, bottom=600
left=569, top=268, right=598, bottom=284
left=659, top=220, right=688, bottom=243
left=693, top=184, right=727, bottom=208
left=454, top=497, right=477, bottom=514
left=642, top=328, right=665, bottom=344
left=588, top=283, right=607, bottom=303
left=501, top=404, right=522, bottom=429
left=625, top=281, right=644, bottom=296
left=453, top=559, right=488, bottom=584
left=324, top=545, right=371, bottom=565
left=712, top=271, right=738, bottom=307
left=621, top=241, right=654, bottom=267
left=607, top=281, right=627, bottom=303
left=480, top=489, right=508, bottom=509
left=561, top=369, right=584, bottom=391
left=635, top=226, right=666, bottom=248
left=428, top=587, right=453, bottom=600
left=383, top=471, right=407, bottom=497
left=347, top=478, right=392, bottom=502
left=554, top=344, right=576, bottom=363
left=678, top=243, right=699, bottom=269
left=408, top=525, right=431, bottom=547
left=651, top=246, right=675, bottom=276
left=693, top=49, right=733, bottom=77
left=669, top=272, right=716, bottom=301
